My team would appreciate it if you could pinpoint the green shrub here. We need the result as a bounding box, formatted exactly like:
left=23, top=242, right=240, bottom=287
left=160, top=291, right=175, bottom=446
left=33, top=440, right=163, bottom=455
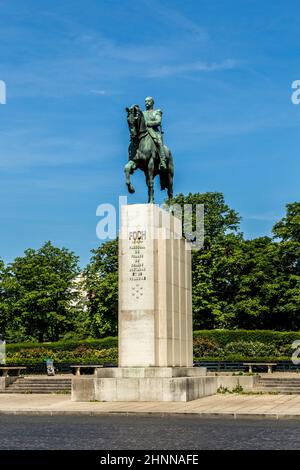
left=193, top=330, right=300, bottom=349
left=232, top=383, right=244, bottom=393
left=6, top=337, right=118, bottom=353
left=193, top=337, right=220, bottom=357
left=221, top=340, right=277, bottom=358
left=278, top=344, right=294, bottom=356
left=6, top=343, right=118, bottom=365
left=194, top=355, right=290, bottom=362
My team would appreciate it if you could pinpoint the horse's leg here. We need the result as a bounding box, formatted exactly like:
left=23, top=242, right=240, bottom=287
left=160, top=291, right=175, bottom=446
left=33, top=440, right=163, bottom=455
left=166, top=148, right=174, bottom=200
left=168, top=175, right=173, bottom=200
left=167, top=169, right=174, bottom=200
left=147, top=155, right=155, bottom=203
left=124, top=161, right=136, bottom=194
left=145, top=171, right=149, bottom=193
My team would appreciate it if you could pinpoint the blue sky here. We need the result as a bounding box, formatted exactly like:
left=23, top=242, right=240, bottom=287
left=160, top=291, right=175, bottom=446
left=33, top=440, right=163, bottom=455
left=0, top=0, right=299, bottom=266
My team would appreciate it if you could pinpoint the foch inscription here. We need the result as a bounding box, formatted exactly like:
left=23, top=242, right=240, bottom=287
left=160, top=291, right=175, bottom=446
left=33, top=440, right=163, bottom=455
left=129, top=230, right=147, bottom=298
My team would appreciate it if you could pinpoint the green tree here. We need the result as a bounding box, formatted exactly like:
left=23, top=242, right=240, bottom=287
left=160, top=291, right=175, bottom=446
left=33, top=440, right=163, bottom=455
left=168, top=192, right=241, bottom=247
left=168, top=192, right=243, bottom=328
left=0, top=259, right=9, bottom=337
left=6, top=241, right=80, bottom=342
left=220, top=237, right=276, bottom=329
left=271, top=202, right=300, bottom=329
left=216, top=203, right=300, bottom=330
left=168, top=194, right=300, bottom=331
left=85, top=239, right=118, bottom=338
left=273, top=202, right=300, bottom=243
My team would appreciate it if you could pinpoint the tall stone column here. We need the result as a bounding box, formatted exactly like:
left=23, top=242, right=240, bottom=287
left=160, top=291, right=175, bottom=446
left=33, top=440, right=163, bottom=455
left=118, top=204, right=193, bottom=368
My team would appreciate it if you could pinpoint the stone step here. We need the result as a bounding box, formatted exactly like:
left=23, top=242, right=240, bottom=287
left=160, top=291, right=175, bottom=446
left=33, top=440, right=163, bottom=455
left=257, top=381, right=300, bottom=386
left=4, top=377, right=72, bottom=394
left=5, top=389, right=71, bottom=393
left=18, top=377, right=72, bottom=381
left=15, top=380, right=72, bottom=384
left=4, top=384, right=71, bottom=387
left=8, top=378, right=71, bottom=381
left=8, top=385, right=71, bottom=389
left=253, top=387, right=300, bottom=395
left=255, top=376, right=300, bottom=394
left=259, top=379, right=300, bottom=383
left=8, top=382, right=71, bottom=387
left=258, top=385, right=300, bottom=388
left=256, top=387, right=300, bottom=391
left=259, top=377, right=300, bottom=381
left=258, top=382, right=300, bottom=387
left=7, top=389, right=71, bottom=392
left=259, top=379, right=300, bottom=382
left=3, top=390, right=71, bottom=394
left=258, top=382, right=300, bottom=386
left=6, top=385, right=71, bottom=388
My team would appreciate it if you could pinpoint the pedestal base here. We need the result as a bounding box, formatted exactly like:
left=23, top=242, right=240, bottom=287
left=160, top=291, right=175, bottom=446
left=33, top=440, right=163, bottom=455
left=72, top=367, right=217, bottom=402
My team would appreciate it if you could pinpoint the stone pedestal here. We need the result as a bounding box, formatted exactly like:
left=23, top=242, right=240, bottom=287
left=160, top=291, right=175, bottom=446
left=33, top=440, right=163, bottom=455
left=118, top=204, right=192, bottom=368
left=72, top=204, right=217, bottom=402
left=72, top=367, right=217, bottom=402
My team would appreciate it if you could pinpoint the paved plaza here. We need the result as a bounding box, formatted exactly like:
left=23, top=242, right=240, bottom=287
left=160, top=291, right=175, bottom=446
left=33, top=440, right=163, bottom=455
left=1, top=393, right=300, bottom=419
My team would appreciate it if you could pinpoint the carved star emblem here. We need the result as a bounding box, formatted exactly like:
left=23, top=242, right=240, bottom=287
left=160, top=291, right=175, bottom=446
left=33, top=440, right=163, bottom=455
left=131, top=284, right=143, bottom=299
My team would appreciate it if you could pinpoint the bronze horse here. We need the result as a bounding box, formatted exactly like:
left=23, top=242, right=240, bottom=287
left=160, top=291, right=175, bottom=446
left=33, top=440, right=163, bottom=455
left=124, top=105, right=174, bottom=203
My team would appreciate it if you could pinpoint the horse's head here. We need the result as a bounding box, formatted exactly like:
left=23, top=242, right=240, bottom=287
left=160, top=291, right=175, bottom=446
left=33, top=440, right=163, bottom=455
left=126, top=104, right=142, bottom=139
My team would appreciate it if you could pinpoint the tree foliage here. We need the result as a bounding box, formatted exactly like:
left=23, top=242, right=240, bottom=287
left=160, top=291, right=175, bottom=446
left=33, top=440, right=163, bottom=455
left=84, top=239, right=118, bottom=338
left=2, top=242, right=80, bottom=342
left=273, top=202, right=300, bottom=243
left=168, top=194, right=300, bottom=330
left=0, top=258, right=9, bottom=337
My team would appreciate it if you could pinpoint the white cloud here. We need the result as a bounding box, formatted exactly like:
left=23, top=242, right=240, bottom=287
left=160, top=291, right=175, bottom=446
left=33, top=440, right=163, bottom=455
left=244, top=214, right=280, bottom=222
left=142, top=0, right=208, bottom=41
left=150, top=59, right=239, bottom=78
left=90, top=89, right=107, bottom=95
left=0, top=7, right=216, bottom=99
left=0, top=125, right=122, bottom=169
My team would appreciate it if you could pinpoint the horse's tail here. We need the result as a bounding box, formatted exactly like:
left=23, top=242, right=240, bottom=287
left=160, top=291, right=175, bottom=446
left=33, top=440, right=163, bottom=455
left=160, top=147, right=173, bottom=191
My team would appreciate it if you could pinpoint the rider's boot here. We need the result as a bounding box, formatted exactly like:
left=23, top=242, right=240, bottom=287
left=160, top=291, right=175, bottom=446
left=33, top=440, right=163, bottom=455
left=159, top=145, right=167, bottom=171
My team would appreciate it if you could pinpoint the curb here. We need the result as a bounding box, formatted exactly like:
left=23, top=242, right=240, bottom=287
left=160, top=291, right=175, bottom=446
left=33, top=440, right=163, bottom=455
left=0, top=410, right=300, bottom=420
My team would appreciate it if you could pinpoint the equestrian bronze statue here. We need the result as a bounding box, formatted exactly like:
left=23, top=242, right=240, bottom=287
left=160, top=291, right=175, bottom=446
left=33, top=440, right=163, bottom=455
left=124, top=97, right=174, bottom=203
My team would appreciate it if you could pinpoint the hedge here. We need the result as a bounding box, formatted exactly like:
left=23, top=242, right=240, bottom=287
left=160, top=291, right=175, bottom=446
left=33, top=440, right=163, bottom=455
left=5, top=337, right=118, bottom=365
left=6, top=337, right=118, bottom=353
left=193, top=330, right=300, bottom=349
left=3, top=330, right=299, bottom=364
left=6, top=347, right=118, bottom=365
left=194, top=356, right=290, bottom=362
left=7, top=330, right=299, bottom=352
